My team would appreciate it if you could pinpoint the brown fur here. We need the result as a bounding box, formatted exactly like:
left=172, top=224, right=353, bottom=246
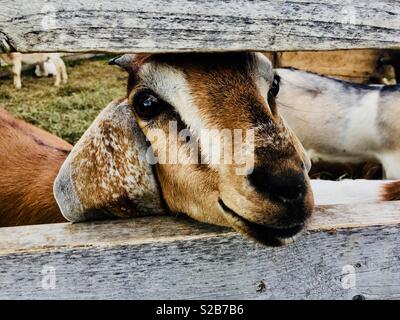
left=0, top=108, right=71, bottom=226
left=63, top=98, right=164, bottom=220
left=381, top=181, right=400, bottom=201
left=53, top=53, right=313, bottom=246
left=125, top=53, right=314, bottom=244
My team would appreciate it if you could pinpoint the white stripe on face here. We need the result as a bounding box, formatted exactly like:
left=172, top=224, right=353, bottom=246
left=255, top=76, right=271, bottom=111
left=138, top=62, right=223, bottom=164
left=138, top=62, right=207, bottom=138
left=136, top=55, right=275, bottom=168
left=255, top=53, right=274, bottom=114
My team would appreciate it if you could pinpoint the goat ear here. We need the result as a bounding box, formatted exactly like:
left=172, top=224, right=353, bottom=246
left=53, top=98, right=165, bottom=222
left=108, top=54, right=135, bottom=73
left=255, top=52, right=274, bottom=82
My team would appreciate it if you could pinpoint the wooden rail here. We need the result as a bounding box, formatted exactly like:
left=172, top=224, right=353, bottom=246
left=0, top=202, right=400, bottom=299
left=0, top=0, right=400, bottom=53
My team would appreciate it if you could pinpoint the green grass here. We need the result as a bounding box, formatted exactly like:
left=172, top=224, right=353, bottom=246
left=0, top=56, right=127, bottom=145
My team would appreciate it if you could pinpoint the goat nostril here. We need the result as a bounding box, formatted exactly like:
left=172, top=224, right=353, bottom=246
left=248, top=168, right=306, bottom=204
left=275, top=184, right=304, bottom=204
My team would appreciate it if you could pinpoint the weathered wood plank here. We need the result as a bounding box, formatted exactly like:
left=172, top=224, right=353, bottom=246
left=0, top=202, right=399, bottom=299
left=0, top=0, right=400, bottom=53
left=0, top=225, right=399, bottom=299
left=1, top=202, right=399, bottom=255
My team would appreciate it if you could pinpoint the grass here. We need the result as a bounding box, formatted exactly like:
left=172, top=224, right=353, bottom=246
left=0, top=55, right=127, bottom=145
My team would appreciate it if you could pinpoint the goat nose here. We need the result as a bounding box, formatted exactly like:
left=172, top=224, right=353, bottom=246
left=248, top=168, right=306, bottom=204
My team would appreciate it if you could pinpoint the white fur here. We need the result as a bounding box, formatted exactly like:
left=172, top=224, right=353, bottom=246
left=255, top=52, right=274, bottom=83
left=138, top=63, right=219, bottom=165
left=311, top=179, right=386, bottom=205
left=345, top=90, right=380, bottom=151
left=35, top=60, right=57, bottom=77
left=276, top=68, right=400, bottom=178
left=0, top=53, right=67, bottom=89
left=139, top=63, right=207, bottom=135
left=376, top=151, right=400, bottom=179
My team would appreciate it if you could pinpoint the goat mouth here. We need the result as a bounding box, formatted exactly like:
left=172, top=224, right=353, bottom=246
left=218, top=199, right=304, bottom=246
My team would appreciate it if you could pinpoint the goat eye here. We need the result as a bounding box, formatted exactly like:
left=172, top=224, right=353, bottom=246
left=133, top=91, right=165, bottom=120
left=268, top=76, right=280, bottom=98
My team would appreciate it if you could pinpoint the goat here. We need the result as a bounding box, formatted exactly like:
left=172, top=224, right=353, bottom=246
left=2, top=53, right=395, bottom=245
left=0, top=107, right=71, bottom=226
left=276, top=67, right=400, bottom=179
left=0, top=53, right=68, bottom=89
left=0, top=102, right=164, bottom=227
left=53, top=94, right=396, bottom=221
left=1, top=99, right=394, bottom=228
left=54, top=52, right=315, bottom=246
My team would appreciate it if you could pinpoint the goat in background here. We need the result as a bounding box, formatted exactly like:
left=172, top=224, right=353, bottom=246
left=0, top=53, right=68, bottom=89
left=276, top=68, right=400, bottom=180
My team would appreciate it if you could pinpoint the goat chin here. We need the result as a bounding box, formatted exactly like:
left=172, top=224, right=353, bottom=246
left=311, top=179, right=394, bottom=205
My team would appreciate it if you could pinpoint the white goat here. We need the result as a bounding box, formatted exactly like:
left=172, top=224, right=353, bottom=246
left=0, top=53, right=68, bottom=89
left=276, top=68, right=400, bottom=179
left=35, top=60, right=57, bottom=77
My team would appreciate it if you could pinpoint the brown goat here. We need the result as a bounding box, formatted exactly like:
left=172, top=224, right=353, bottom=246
left=55, top=53, right=314, bottom=246
left=0, top=107, right=71, bottom=226
left=1, top=52, right=398, bottom=246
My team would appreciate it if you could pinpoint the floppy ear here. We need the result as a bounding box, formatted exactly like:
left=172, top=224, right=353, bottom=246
left=53, top=98, right=165, bottom=222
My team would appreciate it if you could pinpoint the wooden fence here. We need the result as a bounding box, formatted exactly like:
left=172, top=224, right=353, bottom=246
left=1, top=0, right=400, bottom=53
left=1, top=0, right=400, bottom=299
left=1, top=203, right=400, bottom=299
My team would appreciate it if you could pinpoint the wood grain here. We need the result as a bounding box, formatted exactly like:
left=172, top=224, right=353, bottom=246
left=0, top=202, right=399, bottom=256
left=0, top=225, right=399, bottom=299
left=0, top=202, right=399, bottom=299
left=0, top=0, right=400, bottom=53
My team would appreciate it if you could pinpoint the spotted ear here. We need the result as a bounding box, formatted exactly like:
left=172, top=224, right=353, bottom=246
left=53, top=98, right=165, bottom=222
